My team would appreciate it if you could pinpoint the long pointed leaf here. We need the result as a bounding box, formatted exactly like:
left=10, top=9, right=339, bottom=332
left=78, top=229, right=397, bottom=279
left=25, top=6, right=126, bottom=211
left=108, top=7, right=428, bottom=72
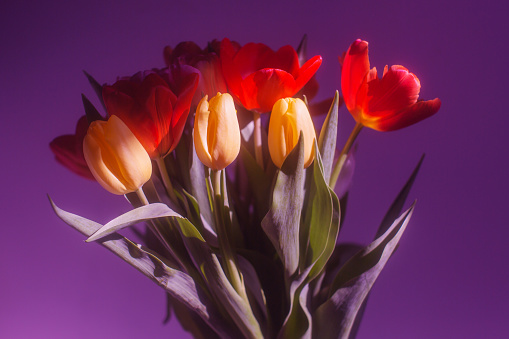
left=375, top=155, right=424, bottom=239
left=261, top=133, right=305, bottom=276
left=313, top=203, right=416, bottom=339
left=83, top=70, right=105, bottom=108
left=49, top=196, right=235, bottom=338
left=317, top=91, right=339, bottom=183
left=300, top=141, right=340, bottom=281
left=86, top=203, right=186, bottom=242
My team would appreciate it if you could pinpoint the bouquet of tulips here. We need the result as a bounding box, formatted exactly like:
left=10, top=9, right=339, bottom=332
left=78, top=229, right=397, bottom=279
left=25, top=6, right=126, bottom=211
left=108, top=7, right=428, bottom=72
left=49, top=37, right=440, bottom=339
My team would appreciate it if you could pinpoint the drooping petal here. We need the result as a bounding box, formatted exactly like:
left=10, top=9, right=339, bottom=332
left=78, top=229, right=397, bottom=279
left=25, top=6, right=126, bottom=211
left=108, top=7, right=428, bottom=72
left=370, top=98, right=442, bottom=131
left=341, top=40, right=370, bottom=113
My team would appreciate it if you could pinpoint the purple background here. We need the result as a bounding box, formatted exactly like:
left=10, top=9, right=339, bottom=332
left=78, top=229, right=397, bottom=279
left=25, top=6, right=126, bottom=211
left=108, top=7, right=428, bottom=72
left=1, top=0, right=507, bottom=338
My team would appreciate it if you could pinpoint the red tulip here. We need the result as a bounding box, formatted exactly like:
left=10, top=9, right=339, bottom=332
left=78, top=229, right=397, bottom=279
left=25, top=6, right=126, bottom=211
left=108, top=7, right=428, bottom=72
left=164, top=41, right=228, bottom=107
left=341, top=39, right=441, bottom=131
left=220, top=38, right=322, bottom=113
left=102, top=68, right=198, bottom=158
left=50, top=115, right=95, bottom=180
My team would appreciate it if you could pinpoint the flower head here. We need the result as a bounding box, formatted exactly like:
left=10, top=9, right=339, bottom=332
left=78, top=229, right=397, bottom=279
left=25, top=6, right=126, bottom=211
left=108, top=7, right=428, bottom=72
left=220, top=38, right=322, bottom=113
left=164, top=41, right=227, bottom=107
left=102, top=68, right=198, bottom=158
left=83, top=115, right=152, bottom=195
left=268, top=98, right=316, bottom=168
left=341, top=39, right=441, bottom=131
left=194, top=93, right=241, bottom=170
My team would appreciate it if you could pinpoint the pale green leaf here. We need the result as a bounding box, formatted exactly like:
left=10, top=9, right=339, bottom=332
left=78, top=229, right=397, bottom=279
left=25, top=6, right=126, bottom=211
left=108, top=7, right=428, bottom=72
left=261, top=133, right=305, bottom=276
left=317, top=91, right=339, bottom=183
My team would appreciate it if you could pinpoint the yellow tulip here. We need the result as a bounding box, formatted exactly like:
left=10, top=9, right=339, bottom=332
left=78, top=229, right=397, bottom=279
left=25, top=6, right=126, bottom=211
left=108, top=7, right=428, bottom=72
left=194, top=93, right=241, bottom=170
left=83, top=115, right=152, bottom=195
left=268, top=98, right=316, bottom=168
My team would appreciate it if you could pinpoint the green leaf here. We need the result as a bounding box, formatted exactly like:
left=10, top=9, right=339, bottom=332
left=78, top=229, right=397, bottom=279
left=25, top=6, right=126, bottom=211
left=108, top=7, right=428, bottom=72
left=83, top=70, right=105, bottom=109
left=296, top=34, right=308, bottom=68
left=81, top=94, right=104, bottom=125
left=313, top=203, right=416, bottom=339
left=86, top=203, right=190, bottom=242
left=174, top=217, right=263, bottom=339
left=375, top=154, right=424, bottom=239
left=49, top=196, right=236, bottom=338
left=188, top=134, right=215, bottom=231
left=261, top=133, right=305, bottom=276
left=300, top=141, right=340, bottom=282
left=317, top=91, right=339, bottom=183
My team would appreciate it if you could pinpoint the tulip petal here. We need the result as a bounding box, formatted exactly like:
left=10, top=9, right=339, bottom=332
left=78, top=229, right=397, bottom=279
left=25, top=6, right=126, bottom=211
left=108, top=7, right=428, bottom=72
left=294, top=55, right=322, bottom=93
left=220, top=38, right=246, bottom=104
left=341, top=40, right=370, bottom=113
left=242, top=69, right=296, bottom=112
left=274, top=45, right=300, bottom=75
left=372, top=98, right=441, bottom=131
left=366, top=65, right=420, bottom=114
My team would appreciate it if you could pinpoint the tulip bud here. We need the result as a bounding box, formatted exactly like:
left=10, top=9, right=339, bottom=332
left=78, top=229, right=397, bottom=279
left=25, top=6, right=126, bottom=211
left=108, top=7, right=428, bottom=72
left=268, top=98, right=316, bottom=168
left=194, top=93, right=241, bottom=170
left=83, top=115, right=152, bottom=195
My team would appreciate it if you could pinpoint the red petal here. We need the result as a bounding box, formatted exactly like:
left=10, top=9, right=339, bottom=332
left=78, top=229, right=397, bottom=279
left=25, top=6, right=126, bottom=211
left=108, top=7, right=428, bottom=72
left=294, top=55, right=322, bottom=93
left=371, top=98, right=441, bottom=131
left=220, top=38, right=244, bottom=104
left=366, top=65, right=420, bottom=114
left=274, top=45, right=300, bottom=75
left=50, top=117, right=95, bottom=180
left=242, top=68, right=296, bottom=112
left=169, top=71, right=198, bottom=153
left=233, top=42, right=275, bottom=77
left=341, top=40, right=370, bottom=113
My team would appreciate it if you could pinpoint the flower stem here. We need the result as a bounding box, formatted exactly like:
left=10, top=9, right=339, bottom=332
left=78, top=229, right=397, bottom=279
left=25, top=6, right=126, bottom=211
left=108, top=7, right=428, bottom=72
left=330, top=122, right=363, bottom=189
left=134, top=187, right=187, bottom=271
left=211, top=170, right=246, bottom=298
left=155, top=157, right=179, bottom=205
left=253, top=111, right=264, bottom=169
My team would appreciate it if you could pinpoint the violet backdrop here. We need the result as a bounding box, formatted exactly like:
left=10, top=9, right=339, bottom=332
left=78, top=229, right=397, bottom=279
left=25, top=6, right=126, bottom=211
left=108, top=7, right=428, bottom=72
left=1, top=0, right=507, bottom=338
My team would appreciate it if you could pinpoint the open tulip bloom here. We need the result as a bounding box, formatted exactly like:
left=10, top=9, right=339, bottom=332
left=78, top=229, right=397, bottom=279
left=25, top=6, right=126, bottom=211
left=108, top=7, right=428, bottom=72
left=50, top=37, right=440, bottom=339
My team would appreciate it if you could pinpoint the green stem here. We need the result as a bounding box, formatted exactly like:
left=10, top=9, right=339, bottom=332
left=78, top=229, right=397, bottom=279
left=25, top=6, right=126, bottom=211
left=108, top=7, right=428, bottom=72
left=329, top=122, right=363, bottom=189
left=211, top=170, right=246, bottom=298
left=134, top=187, right=187, bottom=272
left=155, top=157, right=179, bottom=205
left=253, top=111, right=264, bottom=170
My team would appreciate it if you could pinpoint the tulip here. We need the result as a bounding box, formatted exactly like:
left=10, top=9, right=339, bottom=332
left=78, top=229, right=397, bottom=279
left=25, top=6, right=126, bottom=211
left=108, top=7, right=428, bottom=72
left=50, top=115, right=95, bottom=180
left=194, top=93, right=241, bottom=170
left=341, top=39, right=441, bottom=131
left=102, top=69, right=198, bottom=158
left=164, top=41, right=228, bottom=108
left=268, top=98, right=316, bottom=168
left=83, top=115, right=152, bottom=195
left=220, top=38, right=322, bottom=113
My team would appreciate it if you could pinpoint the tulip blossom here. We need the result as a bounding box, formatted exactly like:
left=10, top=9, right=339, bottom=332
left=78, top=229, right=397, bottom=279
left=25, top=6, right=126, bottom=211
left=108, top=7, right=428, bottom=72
left=194, top=93, right=241, bottom=170
left=50, top=115, right=95, bottom=180
left=341, top=39, right=441, bottom=131
left=102, top=69, right=198, bottom=158
left=220, top=38, right=322, bottom=113
left=83, top=115, right=152, bottom=195
left=164, top=41, right=228, bottom=107
left=268, top=98, right=316, bottom=168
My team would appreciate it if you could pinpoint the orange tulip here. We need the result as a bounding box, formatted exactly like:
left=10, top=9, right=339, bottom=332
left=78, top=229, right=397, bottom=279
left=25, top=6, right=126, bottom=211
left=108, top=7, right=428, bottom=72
left=83, top=115, right=152, bottom=195
left=341, top=39, right=441, bottom=131
left=268, top=98, right=316, bottom=169
left=194, top=93, right=241, bottom=170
